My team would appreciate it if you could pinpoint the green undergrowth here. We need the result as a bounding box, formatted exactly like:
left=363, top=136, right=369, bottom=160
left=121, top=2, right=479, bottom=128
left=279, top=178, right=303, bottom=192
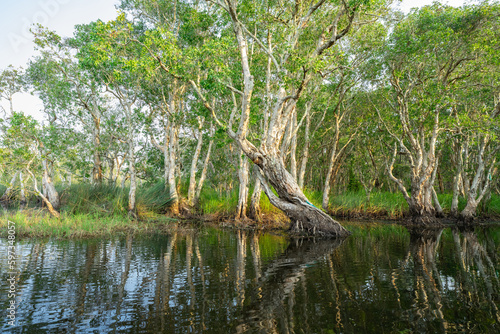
left=198, top=187, right=283, bottom=216
left=197, top=185, right=500, bottom=220
left=0, top=182, right=176, bottom=238
left=329, top=191, right=408, bottom=218
left=59, top=182, right=174, bottom=217
left=3, top=182, right=499, bottom=238
left=328, top=191, right=500, bottom=219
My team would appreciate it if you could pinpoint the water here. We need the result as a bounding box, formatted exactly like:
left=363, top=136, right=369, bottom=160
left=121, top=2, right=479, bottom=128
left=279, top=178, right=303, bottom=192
left=1, top=222, right=499, bottom=333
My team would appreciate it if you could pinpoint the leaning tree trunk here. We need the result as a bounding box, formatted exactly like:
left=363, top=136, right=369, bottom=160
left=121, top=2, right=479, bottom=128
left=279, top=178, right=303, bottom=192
left=26, top=168, right=60, bottom=218
left=250, top=147, right=350, bottom=237
left=459, top=160, right=496, bottom=223
left=1, top=171, right=19, bottom=202
left=185, top=0, right=358, bottom=237
left=42, top=159, right=60, bottom=209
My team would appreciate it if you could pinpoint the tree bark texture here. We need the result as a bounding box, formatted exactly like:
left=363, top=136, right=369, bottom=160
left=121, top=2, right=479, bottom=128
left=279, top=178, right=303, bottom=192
left=188, top=117, right=204, bottom=206
left=194, top=136, right=213, bottom=205
left=236, top=150, right=250, bottom=220
left=91, top=113, right=103, bottom=185
left=459, top=136, right=497, bottom=223
left=168, top=124, right=180, bottom=214
left=125, top=104, right=137, bottom=213
left=298, top=105, right=311, bottom=189
left=249, top=174, right=262, bottom=221
left=42, top=159, right=60, bottom=209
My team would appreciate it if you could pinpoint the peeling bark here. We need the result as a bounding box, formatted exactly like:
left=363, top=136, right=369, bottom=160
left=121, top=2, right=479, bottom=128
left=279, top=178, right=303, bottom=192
left=184, top=0, right=358, bottom=236
left=168, top=123, right=180, bottom=215
left=91, top=113, right=103, bottom=185
left=188, top=117, right=204, bottom=206
left=26, top=168, right=59, bottom=218
left=236, top=150, right=250, bottom=220
left=298, top=104, right=311, bottom=189
left=125, top=104, right=137, bottom=214
left=42, top=159, right=60, bottom=209
left=249, top=175, right=262, bottom=221
left=194, top=136, right=213, bottom=205
left=256, top=152, right=349, bottom=237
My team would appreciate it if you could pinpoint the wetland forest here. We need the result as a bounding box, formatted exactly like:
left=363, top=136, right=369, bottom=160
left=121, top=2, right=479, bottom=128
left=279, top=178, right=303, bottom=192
left=1, top=1, right=500, bottom=331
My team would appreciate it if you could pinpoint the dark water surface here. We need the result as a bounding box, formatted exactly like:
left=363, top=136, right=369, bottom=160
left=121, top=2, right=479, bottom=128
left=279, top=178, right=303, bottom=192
left=1, top=222, right=499, bottom=333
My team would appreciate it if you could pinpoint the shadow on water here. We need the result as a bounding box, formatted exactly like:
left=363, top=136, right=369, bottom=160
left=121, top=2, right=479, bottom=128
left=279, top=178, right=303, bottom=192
left=0, top=223, right=499, bottom=333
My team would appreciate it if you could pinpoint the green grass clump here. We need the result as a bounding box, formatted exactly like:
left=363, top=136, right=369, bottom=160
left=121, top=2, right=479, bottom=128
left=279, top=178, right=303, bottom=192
left=60, top=182, right=173, bottom=217
left=487, top=194, right=500, bottom=215
left=62, top=184, right=129, bottom=216
left=198, top=187, right=239, bottom=215
left=198, top=184, right=286, bottom=217
left=328, top=191, right=500, bottom=218
left=328, top=191, right=408, bottom=218
left=137, top=182, right=174, bottom=214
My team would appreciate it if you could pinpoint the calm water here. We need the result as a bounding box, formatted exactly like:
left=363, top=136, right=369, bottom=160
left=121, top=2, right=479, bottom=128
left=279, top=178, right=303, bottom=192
left=1, top=222, right=499, bottom=333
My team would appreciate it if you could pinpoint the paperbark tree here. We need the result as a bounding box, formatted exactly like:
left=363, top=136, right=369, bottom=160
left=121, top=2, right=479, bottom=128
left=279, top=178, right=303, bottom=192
left=30, top=27, right=106, bottom=184
left=187, top=116, right=205, bottom=206
left=0, top=66, right=23, bottom=115
left=378, top=4, right=488, bottom=224
left=185, top=0, right=388, bottom=236
left=72, top=16, right=145, bottom=214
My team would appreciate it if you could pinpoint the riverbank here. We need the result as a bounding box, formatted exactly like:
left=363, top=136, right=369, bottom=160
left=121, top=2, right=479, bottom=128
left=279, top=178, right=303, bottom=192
left=0, top=210, right=183, bottom=238
left=1, top=188, right=499, bottom=238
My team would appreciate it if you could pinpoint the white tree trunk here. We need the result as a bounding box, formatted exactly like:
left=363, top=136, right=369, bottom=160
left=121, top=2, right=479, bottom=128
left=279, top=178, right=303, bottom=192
left=298, top=107, right=311, bottom=189
left=322, top=134, right=339, bottom=211
left=185, top=0, right=358, bottom=236
left=26, top=168, right=59, bottom=218
left=188, top=117, right=204, bottom=206
left=451, top=141, right=463, bottom=216
left=249, top=175, right=262, bottom=221
left=168, top=124, right=180, bottom=214
left=290, top=110, right=298, bottom=180
left=42, top=159, right=60, bottom=209
left=459, top=136, right=497, bottom=222
left=194, top=137, right=213, bottom=205
left=125, top=105, right=136, bottom=214
left=19, top=171, right=26, bottom=205
left=1, top=171, right=19, bottom=201
left=236, top=150, right=250, bottom=220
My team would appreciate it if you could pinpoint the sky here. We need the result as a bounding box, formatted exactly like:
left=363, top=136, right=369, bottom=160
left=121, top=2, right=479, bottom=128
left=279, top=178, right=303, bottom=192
left=0, top=0, right=470, bottom=120
left=1, top=0, right=120, bottom=119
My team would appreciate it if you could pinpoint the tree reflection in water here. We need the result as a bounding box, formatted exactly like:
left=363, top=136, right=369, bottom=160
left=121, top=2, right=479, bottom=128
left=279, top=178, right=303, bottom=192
left=0, top=224, right=499, bottom=333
